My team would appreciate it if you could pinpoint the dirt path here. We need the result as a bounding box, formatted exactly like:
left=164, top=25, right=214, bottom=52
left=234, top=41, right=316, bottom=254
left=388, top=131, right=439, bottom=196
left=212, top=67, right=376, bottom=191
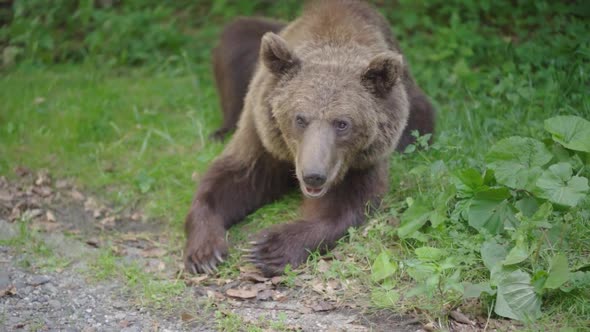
left=0, top=172, right=421, bottom=331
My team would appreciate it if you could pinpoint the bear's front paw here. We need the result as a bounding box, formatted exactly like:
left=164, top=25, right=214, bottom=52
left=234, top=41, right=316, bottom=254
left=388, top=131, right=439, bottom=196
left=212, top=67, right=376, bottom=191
left=184, top=225, right=228, bottom=275
left=244, top=224, right=313, bottom=277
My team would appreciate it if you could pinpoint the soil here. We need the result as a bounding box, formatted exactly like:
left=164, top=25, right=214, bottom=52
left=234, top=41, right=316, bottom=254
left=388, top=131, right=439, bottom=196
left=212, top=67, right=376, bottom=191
left=0, top=171, right=426, bottom=332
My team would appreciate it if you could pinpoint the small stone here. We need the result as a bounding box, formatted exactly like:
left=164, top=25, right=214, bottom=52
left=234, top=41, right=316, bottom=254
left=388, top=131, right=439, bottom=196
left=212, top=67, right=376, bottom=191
left=45, top=284, right=58, bottom=294
left=29, top=275, right=51, bottom=286
left=112, top=301, right=125, bottom=309
left=48, top=300, right=61, bottom=309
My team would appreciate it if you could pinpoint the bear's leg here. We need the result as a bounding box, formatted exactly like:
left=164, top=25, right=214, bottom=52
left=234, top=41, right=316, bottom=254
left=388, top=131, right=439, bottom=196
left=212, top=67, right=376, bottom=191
left=210, top=17, right=285, bottom=141
left=246, top=161, right=389, bottom=276
left=184, top=150, right=295, bottom=274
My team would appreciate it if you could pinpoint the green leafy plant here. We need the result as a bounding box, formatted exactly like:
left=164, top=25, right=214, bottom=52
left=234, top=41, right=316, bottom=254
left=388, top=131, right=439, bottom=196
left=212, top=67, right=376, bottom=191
left=442, top=116, right=590, bottom=321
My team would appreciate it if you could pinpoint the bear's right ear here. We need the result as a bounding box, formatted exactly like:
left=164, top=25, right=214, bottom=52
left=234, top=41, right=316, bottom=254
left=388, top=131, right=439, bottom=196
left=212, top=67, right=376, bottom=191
left=361, top=52, right=404, bottom=97
left=260, top=32, right=300, bottom=77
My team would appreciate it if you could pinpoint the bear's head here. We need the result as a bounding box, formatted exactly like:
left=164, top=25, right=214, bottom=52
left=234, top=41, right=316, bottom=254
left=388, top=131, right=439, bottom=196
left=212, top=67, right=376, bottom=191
left=260, top=32, right=409, bottom=199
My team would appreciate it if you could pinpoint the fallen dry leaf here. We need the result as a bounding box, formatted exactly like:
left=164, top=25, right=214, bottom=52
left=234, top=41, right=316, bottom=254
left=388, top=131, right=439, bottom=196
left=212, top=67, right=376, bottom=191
left=130, top=212, right=143, bottom=221
left=272, top=291, right=287, bottom=302
left=141, top=247, right=167, bottom=258
left=9, top=205, right=21, bottom=221
left=450, top=310, right=473, bottom=325
left=35, top=171, right=51, bottom=186
left=311, top=279, right=325, bottom=294
left=99, top=216, right=116, bottom=229
left=32, top=220, right=61, bottom=232
left=206, top=290, right=225, bottom=301
left=86, top=238, right=101, bottom=248
left=185, top=275, right=208, bottom=286
left=46, top=210, right=56, bottom=222
left=239, top=265, right=260, bottom=274
left=0, top=285, right=16, bottom=297
left=144, top=259, right=166, bottom=273
left=23, top=208, right=43, bottom=220
left=70, top=189, right=85, bottom=201
left=270, top=276, right=283, bottom=285
left=298, top=306, right=313, bottom=314
left=326, top=279, right=341, bottom=294
left=423, top=322, right=436, bottom=331
left=180, top=312, right=194, bottom=322
left=311, top=301, right=335, bottom=312
left=226, top=288, right=258, bottom=299
left=32, top=186, right=52, bottom=197
left=84, top=197, right=99, bottom=212
left=119, top=233, right=139, bottom=241
left=240, top=272, right=268, bottom=283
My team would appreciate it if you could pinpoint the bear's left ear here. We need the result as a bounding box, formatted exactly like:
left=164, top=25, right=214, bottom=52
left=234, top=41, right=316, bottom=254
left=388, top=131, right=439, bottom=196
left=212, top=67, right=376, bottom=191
left=260, top=32, right=300, bottom=77
left=361, top=52, right=404, bottom=97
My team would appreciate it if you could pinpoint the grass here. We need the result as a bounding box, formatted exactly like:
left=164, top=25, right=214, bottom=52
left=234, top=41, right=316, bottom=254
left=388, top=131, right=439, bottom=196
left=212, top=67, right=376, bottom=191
left=1, top=0, right=589, bottom=330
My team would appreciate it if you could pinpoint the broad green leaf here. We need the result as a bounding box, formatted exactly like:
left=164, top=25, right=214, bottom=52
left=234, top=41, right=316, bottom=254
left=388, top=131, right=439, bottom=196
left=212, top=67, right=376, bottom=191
left=371, top=251, right=398, bottom=283
left=486, top=137, right=552, bottom=190
left=545, top=115, right=590, bottom=152
left=481, top=240, right=507, bottom=271
left=495, top=270, right=542, bottom=321
left=545, top=254, right=570, bottom=289
left=524, top=202, right=554, bottom=229
left=406, top=259, right=436, bottom=281
left=531, top=201, right=553, bottom=221
left=415, top=247, right=445, bottom=262
left=534, top=162, right=589, bottom=207
left=429, top=210, right=446, bottom=228
left=452, top=168, right=485, bottom=197
left=503, top=240, right=529, bottom=266
left=468, top=188, right=513, bottom=235
left=398, top=199, right=431, bottom=238
left=515, top=197, right=540, bottom=218
left=463, top=282, right=496, bottom=299
left=371, top=289, right=400, bottom=307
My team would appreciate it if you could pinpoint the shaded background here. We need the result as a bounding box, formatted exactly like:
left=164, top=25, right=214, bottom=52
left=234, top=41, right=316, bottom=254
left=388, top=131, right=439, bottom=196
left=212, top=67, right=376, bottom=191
left=1, top=0, right=588, bottom=69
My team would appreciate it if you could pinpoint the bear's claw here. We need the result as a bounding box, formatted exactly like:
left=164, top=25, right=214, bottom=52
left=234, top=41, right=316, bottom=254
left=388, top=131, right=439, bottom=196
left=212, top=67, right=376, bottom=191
left=184, top=234, right=227, bottom=275
left=243, top=227, right=311, bottom=277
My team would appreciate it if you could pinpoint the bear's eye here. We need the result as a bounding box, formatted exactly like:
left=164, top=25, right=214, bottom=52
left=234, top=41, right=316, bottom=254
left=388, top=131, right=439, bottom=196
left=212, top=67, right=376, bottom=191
left=334, top=119, right=350, bottom=132
left=295, top=115, right=307, bottom=128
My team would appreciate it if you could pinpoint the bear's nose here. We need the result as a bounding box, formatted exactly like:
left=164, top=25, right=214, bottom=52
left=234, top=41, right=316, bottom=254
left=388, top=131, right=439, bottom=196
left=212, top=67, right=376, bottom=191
left=303, top=173, right=326, bottom=188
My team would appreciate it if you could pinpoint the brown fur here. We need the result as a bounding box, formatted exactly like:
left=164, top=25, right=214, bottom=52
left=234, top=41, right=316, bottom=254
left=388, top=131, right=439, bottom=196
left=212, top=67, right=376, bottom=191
left=185, top=0, right=436, bottom=276
left=210, top=17, right=284, bottom=140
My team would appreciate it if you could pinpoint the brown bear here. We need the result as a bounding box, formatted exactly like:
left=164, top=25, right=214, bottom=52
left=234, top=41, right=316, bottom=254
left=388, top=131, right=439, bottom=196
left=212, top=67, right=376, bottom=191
left=184, top=0, right=435, bottom=276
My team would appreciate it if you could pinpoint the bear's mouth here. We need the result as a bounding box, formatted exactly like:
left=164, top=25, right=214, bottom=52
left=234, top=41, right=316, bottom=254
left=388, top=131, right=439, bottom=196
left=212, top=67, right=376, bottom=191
left=301, top=184, right=327, bottom=199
